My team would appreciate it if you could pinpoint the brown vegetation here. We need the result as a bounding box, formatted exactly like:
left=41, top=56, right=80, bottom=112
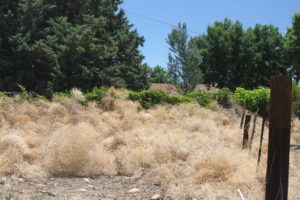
left=0, top=89, right=299, bottom=199
left=149, top=83, right=179, bottom=94
left=149, top=83, right=216, bottom=94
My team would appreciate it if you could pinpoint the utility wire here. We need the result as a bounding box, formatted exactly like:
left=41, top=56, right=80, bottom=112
left=125, top=10, right=201, bottom=35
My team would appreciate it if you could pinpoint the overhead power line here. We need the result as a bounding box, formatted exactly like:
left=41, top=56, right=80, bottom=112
left=126, top=10, right=201, bottom=35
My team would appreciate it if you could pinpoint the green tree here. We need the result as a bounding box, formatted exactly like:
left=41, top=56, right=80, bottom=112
left=243, top=24, right=285, bottom=88
left=149, top=65, right=170, bottom=83
left=0, top=0, right=148, bottom=94
left=186, top=38, right=203, bottom=90
left=284, top=12, right=300, bottom=80
left=167, top=23, right=203, bottom=93
left=195, top=19, right=246, bottom=89
left=194, top=19, right=286, bottom=90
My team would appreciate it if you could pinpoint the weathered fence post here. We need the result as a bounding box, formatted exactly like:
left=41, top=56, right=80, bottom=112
left=240, top=104, right=246, bottom=129
left=243, top=115, right=251, bottom=149
left=249, top=109, right=259, bottom=150
left=265, top=76, right=292, bottom=200
left=257, top=116, right=266, bottom=167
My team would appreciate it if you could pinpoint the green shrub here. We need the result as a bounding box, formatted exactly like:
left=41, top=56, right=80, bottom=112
left=129, top=90, right=192, bottom=109
left=84, top=86, right=108, bottom=102
left=234, top=87, right=249, bottom=106
left=186, top=90, right=213, bottom=107
left=214, top=87, right=233, bottom=108
left=134, top=90, right=169, bottom=109
left=0, top=92, right=6, bottom=97
left=128, top=91, right=140, bottom=101
left=168, top=95, right=192, bottom=104
left=181, top=83, right=300, bottom=118
left=17, top=84, right=30, bottom=100
left=234, top=87, right=270, bottom=116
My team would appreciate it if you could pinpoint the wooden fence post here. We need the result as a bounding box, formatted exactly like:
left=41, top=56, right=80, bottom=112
left=240, top=104, right=246, bottom=129
left=257, top=116, right=266, bottom=167
left=265, top=76, right=292, bottom=200
left=249, top=109, right=258, bottom=150
left=243, top=115, right=251, bottom=149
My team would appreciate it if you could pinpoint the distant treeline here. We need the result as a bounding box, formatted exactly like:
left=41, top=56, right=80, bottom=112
left=0, top=1, right=299, bottom=94
left=153, top=13, right=300, bottom=92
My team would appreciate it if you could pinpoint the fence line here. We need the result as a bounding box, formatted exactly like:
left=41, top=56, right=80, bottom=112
left=241, top=110, right=299, bottom=149
left=249, top=109, right=258, bottom=150
left=239, top=76, right=294, bottom=200
left=242, top=115, right=251, bottom=149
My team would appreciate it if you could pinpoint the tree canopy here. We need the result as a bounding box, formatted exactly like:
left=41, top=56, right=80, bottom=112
left=149, top=65, right=171, bottom=83
left=1, top=1, right=298, bottom=94
left=193, top=18, right=286, bottom=90
left=167, top=23, right=203, bottom=93
left=284, top=12, right=300, bottom=81
left=0, top=0, right=149, bottom=94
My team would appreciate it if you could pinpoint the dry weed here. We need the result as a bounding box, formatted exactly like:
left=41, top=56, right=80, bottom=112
left=0, top=89, right=298, bottom=199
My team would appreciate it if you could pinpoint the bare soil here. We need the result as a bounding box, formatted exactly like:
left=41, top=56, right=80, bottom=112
left=0, top=176, right=163, bottom=200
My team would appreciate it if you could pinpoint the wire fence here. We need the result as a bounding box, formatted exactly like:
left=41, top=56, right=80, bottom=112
left=240, top=106, right=298, bottom=199
left=239, top=105, right=300, bottom=193
left=240, top=107, right=300, bottom=150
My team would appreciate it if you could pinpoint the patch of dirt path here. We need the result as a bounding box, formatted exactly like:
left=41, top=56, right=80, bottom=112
left=0, top=176, right=163, bottom=200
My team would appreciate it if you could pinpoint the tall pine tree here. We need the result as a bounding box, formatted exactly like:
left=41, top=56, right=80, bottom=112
left=0, top=0, right=149, bottom=94
left=167, top=23, right=203, bottom=93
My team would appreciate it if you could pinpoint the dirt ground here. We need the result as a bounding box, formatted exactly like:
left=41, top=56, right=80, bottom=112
left=293, top=133, right=300, bottom=195
left=0, top=175, right=163, bottom=200
left=1, top=144, right=299, bottom=200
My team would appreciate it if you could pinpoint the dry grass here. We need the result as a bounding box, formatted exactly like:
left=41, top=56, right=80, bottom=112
left=0, top=89, right=299, bottom=199
left=149, top=83, right=179, bottom=95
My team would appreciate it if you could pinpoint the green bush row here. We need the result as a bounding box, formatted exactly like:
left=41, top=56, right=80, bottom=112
left=128, top=90, right=192, bottom=109
left=185, top=90, right=213, bottom=107
left=234, top=86, right=270, bottom=116
left=214, top=87, right=234, bottom=108
left=0, top=84, right=278, bottom=119
left=234, top=84, right=300, bottom=118
left=84, top=87, right=109, bottom=102
left=185, top=87, right=234, bottom=108
left=128, top=88, right=236, bottom=109
left=0, top=84, right=110, bottom=103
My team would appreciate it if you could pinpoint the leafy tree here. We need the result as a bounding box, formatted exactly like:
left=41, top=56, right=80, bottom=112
left=0, top=0, right=148, bottom=94
left=195, top=19, right=246, bottom=89
left=284, top=12, right=300, bottom=80
left=149, top=65, right=170, bottom=83
left=103, top=63, right=150, bottom=90
left=167, top=23, right=203, bottom=93
left=194, top=18, right=286, bottom=90
left=243, top=25, right=285, bottom=88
